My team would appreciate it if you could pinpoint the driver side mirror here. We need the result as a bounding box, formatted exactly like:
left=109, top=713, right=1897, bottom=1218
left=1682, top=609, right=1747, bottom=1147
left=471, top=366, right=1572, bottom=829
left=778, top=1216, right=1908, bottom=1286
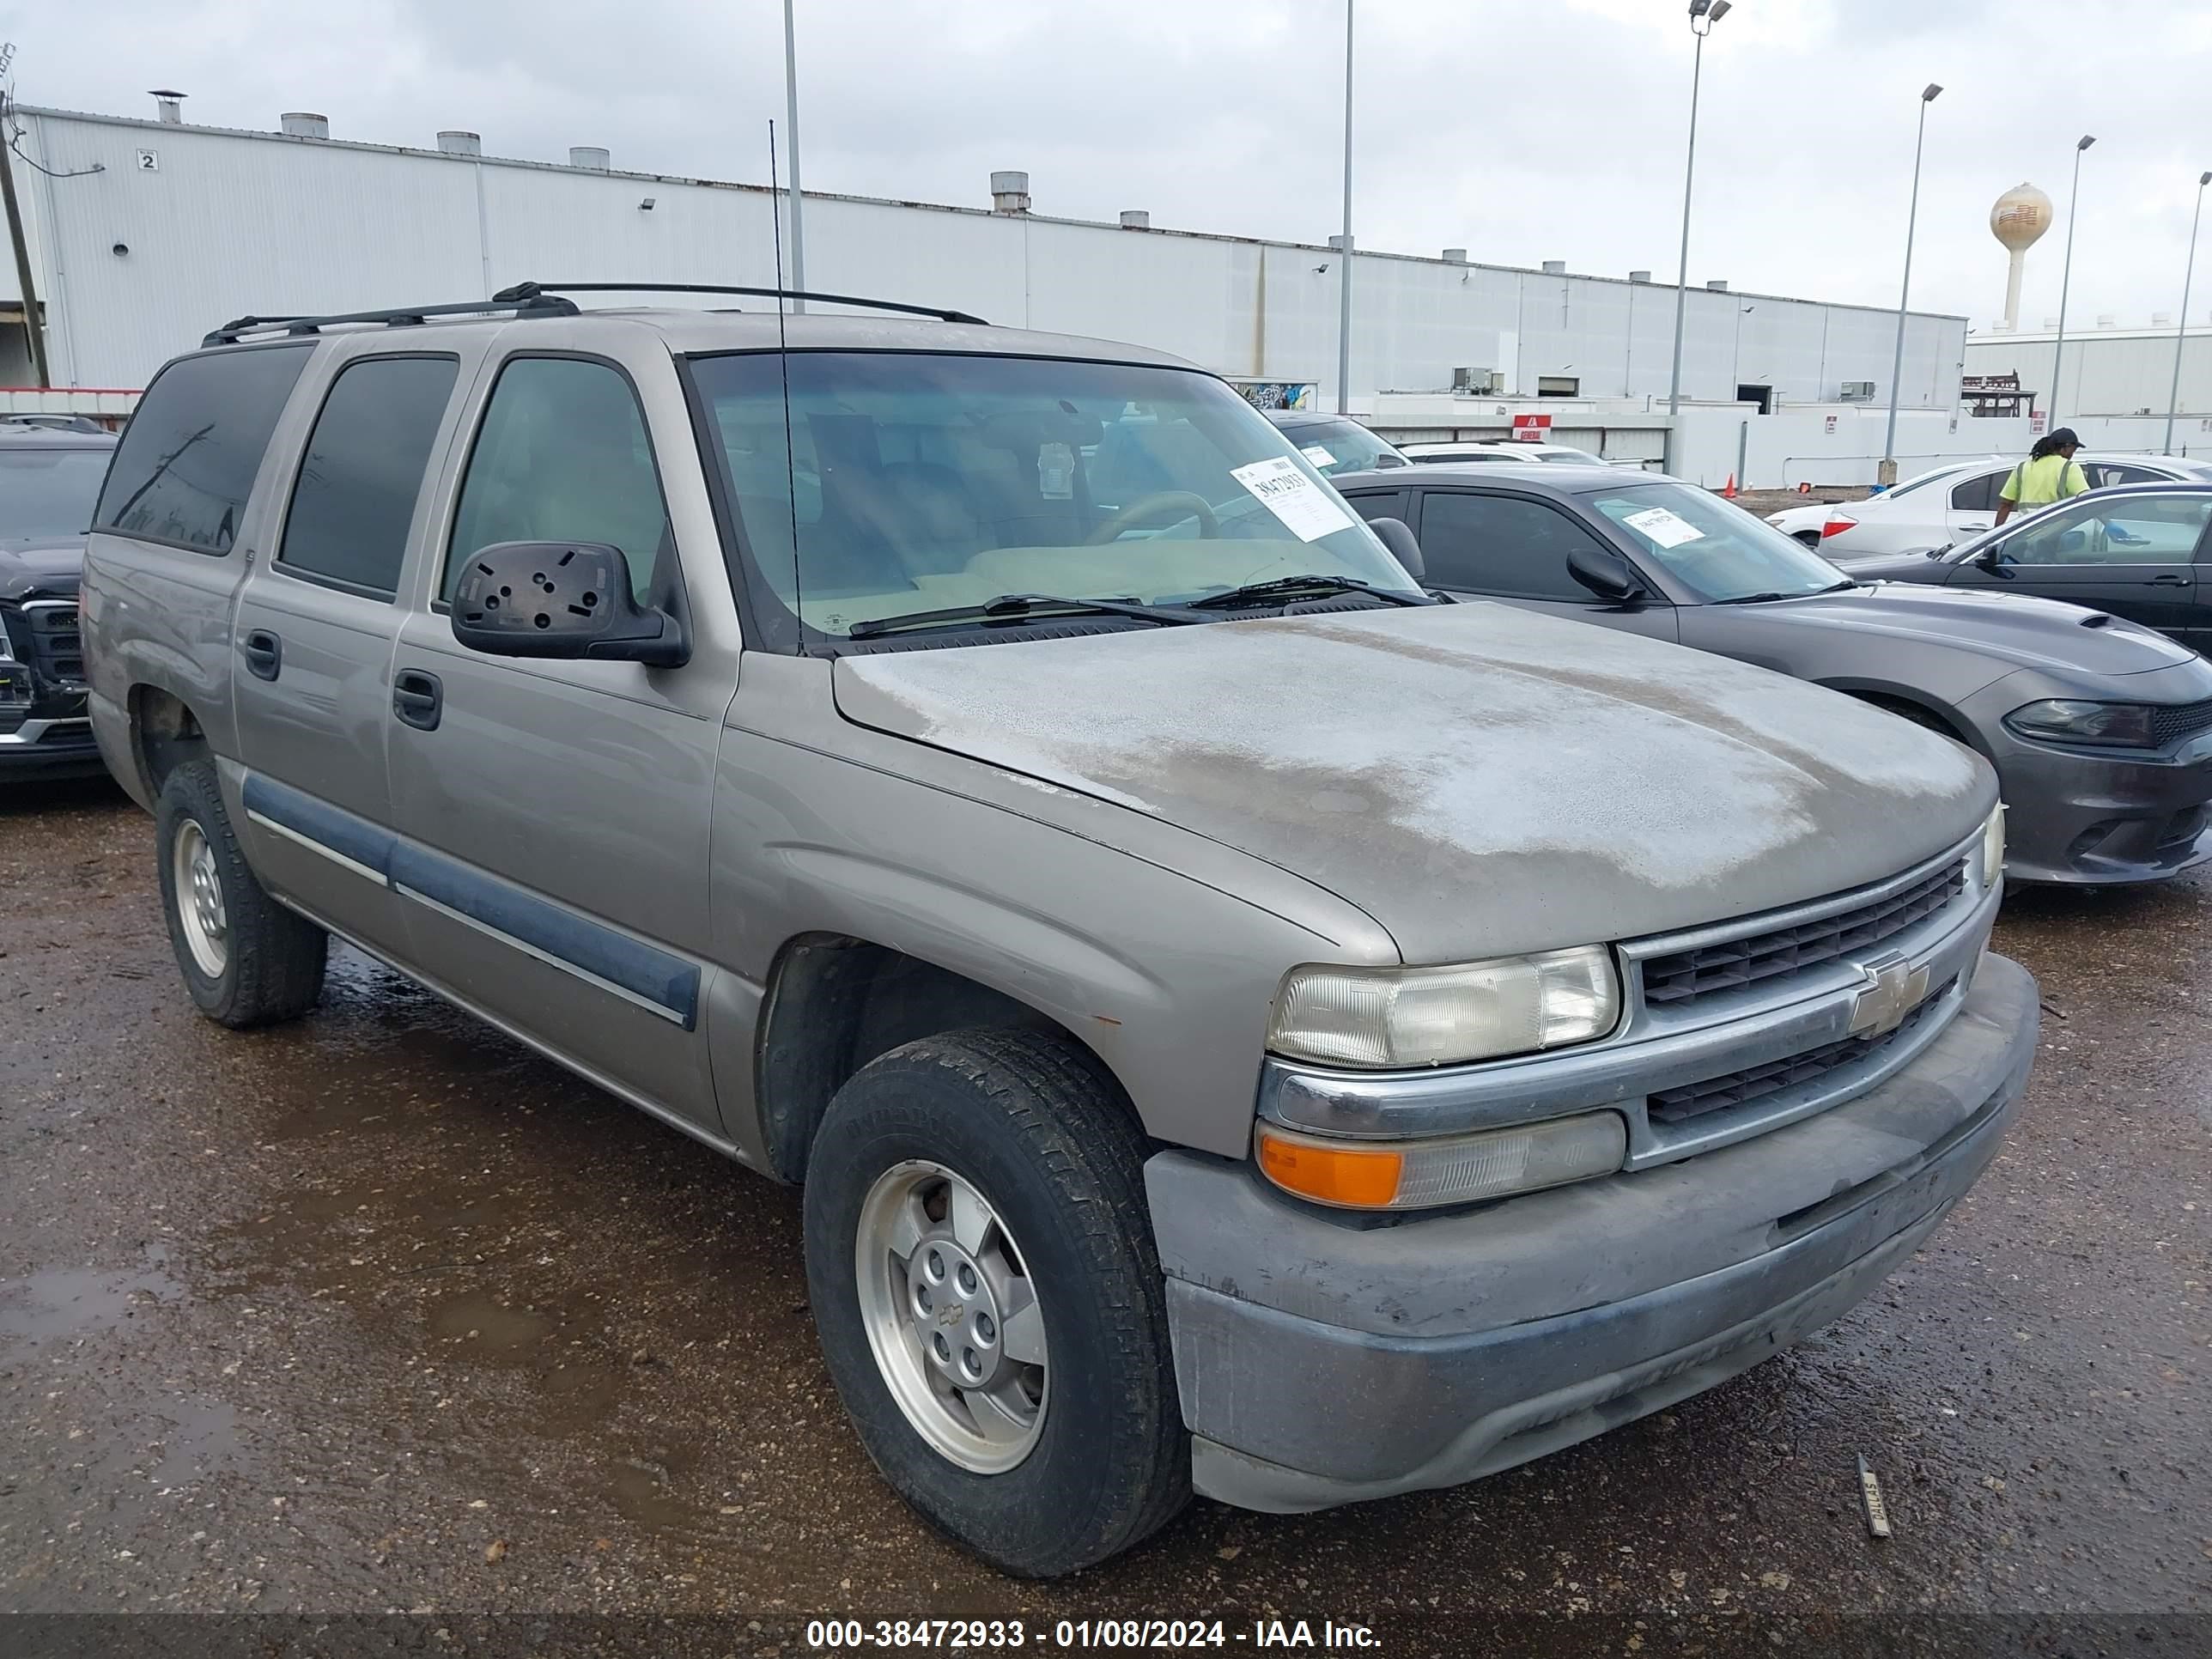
left=1364, top=516, right=1425, bottom=581
left=450, top=541, right=688, bottom=666
left=1970, top=544, right=2010, bottom=576
left=1567, top=543, right=1644, bottom=603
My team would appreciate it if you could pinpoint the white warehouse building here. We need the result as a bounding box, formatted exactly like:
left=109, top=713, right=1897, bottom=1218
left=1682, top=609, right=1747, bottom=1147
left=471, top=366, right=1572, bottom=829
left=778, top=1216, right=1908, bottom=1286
left=1964, top=322, right=2212, bottom=433
left=3, top=96, right=1969, bottom=440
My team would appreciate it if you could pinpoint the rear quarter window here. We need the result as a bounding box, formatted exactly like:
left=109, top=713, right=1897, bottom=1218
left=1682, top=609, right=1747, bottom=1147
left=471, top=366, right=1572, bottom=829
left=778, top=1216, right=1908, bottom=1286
left=94, top=344, right=313, bottom=554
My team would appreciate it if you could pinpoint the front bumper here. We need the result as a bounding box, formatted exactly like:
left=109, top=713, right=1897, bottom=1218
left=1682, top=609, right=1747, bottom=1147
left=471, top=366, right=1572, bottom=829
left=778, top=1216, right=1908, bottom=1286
left=1989, top=728, right=2212, bottom=885
left=0, top=714, right=106, bottom=779
left=1148, top=951, right=2037, bottom=1514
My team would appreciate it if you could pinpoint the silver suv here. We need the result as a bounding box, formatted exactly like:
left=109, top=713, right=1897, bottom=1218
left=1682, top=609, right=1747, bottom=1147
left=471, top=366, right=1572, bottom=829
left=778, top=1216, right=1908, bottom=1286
left=82, top=284, right=2035, bottom=1576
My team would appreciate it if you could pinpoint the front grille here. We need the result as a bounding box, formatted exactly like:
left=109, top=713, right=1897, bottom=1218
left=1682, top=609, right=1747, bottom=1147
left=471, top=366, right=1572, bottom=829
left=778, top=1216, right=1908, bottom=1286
left=1640, top=859, right=1966, bottom=1011
left=2151, top=699, right=2212, bottom=749
left=22, top=600, right=83, bottom=687
left=1647, top=981, right=1954, bottom=1126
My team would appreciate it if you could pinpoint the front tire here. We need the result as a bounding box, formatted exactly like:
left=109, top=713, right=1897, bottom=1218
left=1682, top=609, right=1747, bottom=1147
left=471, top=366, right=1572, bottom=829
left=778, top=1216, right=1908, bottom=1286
left=155, top=759, right=327, bottom=1028
left=802, top=1028, right=1188, bottom=1577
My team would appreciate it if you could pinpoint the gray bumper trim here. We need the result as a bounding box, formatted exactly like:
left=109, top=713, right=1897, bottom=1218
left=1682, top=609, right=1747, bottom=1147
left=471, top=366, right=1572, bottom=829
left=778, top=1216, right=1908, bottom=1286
left=1155, top=953, right=2036, bottom=1513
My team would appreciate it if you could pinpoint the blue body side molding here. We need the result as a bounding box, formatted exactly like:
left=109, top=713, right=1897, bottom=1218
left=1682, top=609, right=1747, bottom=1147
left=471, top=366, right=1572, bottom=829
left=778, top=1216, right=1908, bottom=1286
left=242, top=770, right=700, bottom=1030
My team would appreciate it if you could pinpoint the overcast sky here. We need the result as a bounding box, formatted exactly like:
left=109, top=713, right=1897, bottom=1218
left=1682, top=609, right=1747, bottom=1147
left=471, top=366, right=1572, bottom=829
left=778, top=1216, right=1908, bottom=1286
left=12, top=0, right=2210, bottom=330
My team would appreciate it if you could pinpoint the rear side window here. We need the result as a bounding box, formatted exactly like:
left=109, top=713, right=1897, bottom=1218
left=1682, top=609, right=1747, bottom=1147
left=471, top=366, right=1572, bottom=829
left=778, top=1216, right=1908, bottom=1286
left=94, top=344, right=312, bottom=554
left=278, top=356, right=459, bottom=597
left=1949, top=471, right=2004, bottom=514
left=1416, top=491, right=1609, bottom=600
left=445, top=356, right=670, bottom=601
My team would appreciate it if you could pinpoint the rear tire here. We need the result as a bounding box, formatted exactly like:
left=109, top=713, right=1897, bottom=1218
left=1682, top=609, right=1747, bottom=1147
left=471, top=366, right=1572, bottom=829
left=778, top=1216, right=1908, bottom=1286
left=802, top=1027, right=1188, bottom=1577
left=155, top=759, right=327, bottom=1028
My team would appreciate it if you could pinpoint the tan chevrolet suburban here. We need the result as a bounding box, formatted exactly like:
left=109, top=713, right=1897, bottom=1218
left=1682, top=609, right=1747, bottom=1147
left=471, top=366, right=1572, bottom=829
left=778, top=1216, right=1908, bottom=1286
left=82, top=282, right=2034, bottom=1576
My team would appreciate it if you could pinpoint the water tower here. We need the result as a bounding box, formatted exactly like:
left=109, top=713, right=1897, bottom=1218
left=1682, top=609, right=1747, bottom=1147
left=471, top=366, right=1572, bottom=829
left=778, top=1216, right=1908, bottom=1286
left=1991, top=183, right=2054, bottom=331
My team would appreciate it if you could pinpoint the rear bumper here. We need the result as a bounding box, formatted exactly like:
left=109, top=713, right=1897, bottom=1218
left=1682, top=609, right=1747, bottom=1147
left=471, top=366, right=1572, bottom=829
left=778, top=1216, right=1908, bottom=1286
left=1148, top=953, right=2037, bottom=1514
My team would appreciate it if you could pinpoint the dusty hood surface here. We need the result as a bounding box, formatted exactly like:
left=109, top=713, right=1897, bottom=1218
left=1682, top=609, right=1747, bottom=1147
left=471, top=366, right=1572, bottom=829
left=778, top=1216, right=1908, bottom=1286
left=833, top=603, right=1992, bottom=962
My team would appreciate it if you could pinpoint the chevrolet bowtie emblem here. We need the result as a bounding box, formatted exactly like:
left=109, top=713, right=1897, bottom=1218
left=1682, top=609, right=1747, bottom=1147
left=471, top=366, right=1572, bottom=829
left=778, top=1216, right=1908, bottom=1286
left=1850, top=952, right=1931, bottom=1038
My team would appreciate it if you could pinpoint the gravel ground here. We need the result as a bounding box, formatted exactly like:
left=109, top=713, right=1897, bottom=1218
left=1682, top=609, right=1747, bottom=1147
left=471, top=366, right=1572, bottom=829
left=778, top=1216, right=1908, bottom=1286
left=3, top=780, right=2207, bottom=1658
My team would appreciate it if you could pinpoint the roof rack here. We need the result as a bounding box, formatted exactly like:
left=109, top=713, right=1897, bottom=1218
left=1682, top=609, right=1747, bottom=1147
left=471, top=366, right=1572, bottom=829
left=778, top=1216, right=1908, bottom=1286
left=491, top=280, right=989, bottom=326
left=202, top=290, right=580, bottom=347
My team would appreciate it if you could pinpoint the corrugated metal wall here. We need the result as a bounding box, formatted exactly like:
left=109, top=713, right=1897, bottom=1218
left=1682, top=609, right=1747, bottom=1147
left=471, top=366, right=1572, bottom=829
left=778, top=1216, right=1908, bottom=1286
left=1965, top=331, right=2212, bottom=420
left=12, top=106, right=1966, bottom=410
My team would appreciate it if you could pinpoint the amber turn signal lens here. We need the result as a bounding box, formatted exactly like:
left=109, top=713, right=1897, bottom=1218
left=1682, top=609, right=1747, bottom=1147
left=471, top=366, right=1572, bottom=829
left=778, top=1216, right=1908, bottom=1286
left=1255, top=1127, right=1404, bottom=1208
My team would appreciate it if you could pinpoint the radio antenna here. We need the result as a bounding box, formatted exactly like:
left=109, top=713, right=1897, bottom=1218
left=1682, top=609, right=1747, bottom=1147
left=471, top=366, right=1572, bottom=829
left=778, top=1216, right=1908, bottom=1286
left=769, top=118, right=802, bottom=632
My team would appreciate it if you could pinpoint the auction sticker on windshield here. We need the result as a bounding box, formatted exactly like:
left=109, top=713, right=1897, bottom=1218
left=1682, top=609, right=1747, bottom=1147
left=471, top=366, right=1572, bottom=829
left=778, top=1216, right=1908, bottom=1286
left=1231, top=455, right=1355, bottom=541
left=1622, top=505, right=1705, bottom=549
left=1300, top=444, right=1338, bottom=468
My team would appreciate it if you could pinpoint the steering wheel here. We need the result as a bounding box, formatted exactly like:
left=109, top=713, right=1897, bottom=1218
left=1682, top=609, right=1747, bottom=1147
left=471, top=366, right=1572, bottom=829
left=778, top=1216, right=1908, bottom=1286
left=1086, top=490, right=1219, bottom=544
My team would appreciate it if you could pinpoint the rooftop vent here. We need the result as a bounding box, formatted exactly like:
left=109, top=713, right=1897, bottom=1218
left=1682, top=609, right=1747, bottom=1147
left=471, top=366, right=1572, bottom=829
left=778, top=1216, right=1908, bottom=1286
left=2044, top=316, right=2061, bottom=328
left=1442, top=247, right=1468, bottom=264
left=280, top=112, right=329, bottom=139
left=1328, top=234, right=1351, bottom=252
left=1629, top=269, right=1652, bottom=283
left=2096, top=313, right=2117, bottom=328
left=1706, top=279, right=1729, bottom=292
left=437, top=130, right=482, bottom=157
left=569, top=146, right=611, bottom=171
left=149, top=89, right=185, bottom=125
left=990, top=170, right=1030, bottom=214
left=2154, top=312, right=2173, bottom=327
left=1541, top=259, right=1566, bottom=276
left=1119, top=210, right=1150, bottom=229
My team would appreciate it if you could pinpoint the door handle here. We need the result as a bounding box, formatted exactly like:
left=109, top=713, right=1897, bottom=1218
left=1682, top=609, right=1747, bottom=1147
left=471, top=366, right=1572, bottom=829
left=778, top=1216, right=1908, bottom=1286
left=240, top=629, right=282, bottom=681
left=392, top=668, right=443, bottom=731
left=2149, top=573, right=2191, bottom=587
left=1959, top=520, right=1992, bottom=532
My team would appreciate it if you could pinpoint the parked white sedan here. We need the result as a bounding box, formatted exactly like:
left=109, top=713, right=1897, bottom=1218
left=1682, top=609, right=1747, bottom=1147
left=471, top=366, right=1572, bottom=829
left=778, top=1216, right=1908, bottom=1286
left=1766, top=452, right=2212, bottom=554
left=1401, top=440, right=1614, bottom=467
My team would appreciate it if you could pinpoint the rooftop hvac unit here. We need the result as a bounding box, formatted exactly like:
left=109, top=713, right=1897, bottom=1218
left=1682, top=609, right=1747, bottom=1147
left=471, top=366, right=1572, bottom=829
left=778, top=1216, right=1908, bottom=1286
left=1838, top=380, right=1876, bottom=402
left=1451, top=366, right=1501, bottom=393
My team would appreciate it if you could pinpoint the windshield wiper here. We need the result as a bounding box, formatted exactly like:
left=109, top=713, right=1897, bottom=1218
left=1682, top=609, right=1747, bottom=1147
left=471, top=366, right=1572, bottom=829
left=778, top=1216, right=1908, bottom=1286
left=1708, top=591, right=1793, bottom=605
left=845, top=592, right=1202, bottom=640
left=1183, top=574, right=1427, bottom=610
left=1817, top=578, right=1857, bottom=593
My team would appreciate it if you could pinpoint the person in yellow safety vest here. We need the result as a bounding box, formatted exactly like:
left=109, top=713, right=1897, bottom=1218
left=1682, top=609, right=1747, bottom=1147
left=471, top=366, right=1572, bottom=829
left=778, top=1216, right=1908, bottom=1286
left=1992, top=428, right=2088, bottom=526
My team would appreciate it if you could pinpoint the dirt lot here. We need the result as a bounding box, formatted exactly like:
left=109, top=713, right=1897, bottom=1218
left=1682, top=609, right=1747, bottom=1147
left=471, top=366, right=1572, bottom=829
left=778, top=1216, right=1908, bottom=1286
left=3, top=780, right=2209, bottom=1657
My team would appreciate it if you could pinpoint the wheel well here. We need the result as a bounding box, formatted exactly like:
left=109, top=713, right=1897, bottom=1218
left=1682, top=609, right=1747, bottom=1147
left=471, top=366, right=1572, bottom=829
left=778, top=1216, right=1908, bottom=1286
left=131, top=686, right=209, bottom=797
left=755, top=937, right=1077, bottom=1184
left=1850, top=690, right=1979, bottom=753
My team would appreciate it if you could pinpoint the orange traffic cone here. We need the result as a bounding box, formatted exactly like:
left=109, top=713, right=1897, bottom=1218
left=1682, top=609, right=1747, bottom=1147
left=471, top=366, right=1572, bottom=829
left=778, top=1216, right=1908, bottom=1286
left=1722, top=472, right=1738, bottom=499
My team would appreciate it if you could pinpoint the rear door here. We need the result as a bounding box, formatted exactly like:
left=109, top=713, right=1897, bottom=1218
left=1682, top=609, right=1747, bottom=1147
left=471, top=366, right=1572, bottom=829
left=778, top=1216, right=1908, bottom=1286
left=1944, top=490, right=2212, bottom=642
left=383, top=337, right=733, bottom=1135
left=1942, top=466, right=2007, bottom=541
left=1411, top=486, right=1680, bottom=641
left=230, top=349, right=467, bottom=955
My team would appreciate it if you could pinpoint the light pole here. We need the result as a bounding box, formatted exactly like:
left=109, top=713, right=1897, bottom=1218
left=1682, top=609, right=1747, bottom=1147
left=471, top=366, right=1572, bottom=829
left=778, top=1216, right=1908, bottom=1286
left=782, top=0, right=806, bottom=312
left=2048, top=134, right=2094, bottom=427
left=1879, top=83, right=1942, bottom=488
left=1334, top=0, right=1354, bottom=414
left=1666, top=0, right=1729, bottom=466
left=2162, top=169, right=2211, bottom=457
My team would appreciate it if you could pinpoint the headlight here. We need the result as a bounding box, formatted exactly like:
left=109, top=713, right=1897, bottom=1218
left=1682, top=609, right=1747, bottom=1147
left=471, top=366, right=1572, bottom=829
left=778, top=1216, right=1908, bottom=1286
left=1980, top=805, right=2006, bottom=887
left=2002, top=699, right=2154, bottom=748
left=1256, top=1114, right=1627, bottom=1210
left=1269, top=945, right=1619, bottom=1069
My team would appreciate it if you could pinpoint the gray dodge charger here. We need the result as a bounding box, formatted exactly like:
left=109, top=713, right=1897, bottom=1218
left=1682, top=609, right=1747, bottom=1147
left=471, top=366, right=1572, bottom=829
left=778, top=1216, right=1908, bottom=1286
left=1337, top=463, right=2212, bottom=886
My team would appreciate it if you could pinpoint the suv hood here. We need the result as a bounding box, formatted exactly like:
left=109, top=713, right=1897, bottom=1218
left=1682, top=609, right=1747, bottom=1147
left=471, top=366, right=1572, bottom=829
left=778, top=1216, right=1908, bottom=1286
left=1741, top=581, right=2195, bottom=677
left=0, top=536, right=87, bottom=604
left=832, top=604, right=1990, bottom=962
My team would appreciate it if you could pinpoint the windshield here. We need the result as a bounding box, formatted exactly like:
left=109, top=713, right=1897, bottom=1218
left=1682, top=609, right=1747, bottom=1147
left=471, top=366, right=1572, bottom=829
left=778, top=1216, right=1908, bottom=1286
left=1878, top=463, right=1972, bottom=502
left=690, top=352, right=1421, bottom=640
left=1278, top=416, right=1405, bottom=476
left=0, top=447, right=111, bottom=541
left=1535, top=448, right=1605, bottom=465
left=1589, top=482, right=1849, bottom=601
